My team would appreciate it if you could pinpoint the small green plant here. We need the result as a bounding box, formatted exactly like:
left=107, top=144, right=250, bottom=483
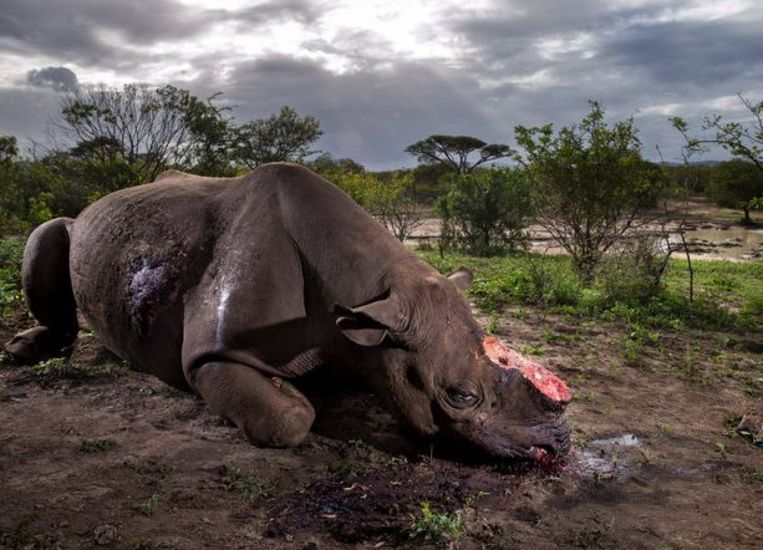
left=409, top=501, right=465, bottom=542
left=520, top=344, right=545, bottom=356
left=657, top=422, right=672, bottom=434
left=484, top=314, right=500, bottom=334
left=741, top=468, right=763, bottom=484
left=572, top=431, right=591, bottom=448
left=714, top=442, right=728, bottom=459
left=222, top=461, right=268, bottom=501
left=79, top=438, right=117, bottom=453
left=140, top=492, right=160, bottom=516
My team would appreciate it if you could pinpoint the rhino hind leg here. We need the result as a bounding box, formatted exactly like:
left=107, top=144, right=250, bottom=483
left=5, top=218, right=79, bottom=364
left=187, top=360, right=316, bottom=447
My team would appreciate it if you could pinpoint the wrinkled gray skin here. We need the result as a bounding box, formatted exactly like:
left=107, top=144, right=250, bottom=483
left=6, top=163, right=570, bottom=459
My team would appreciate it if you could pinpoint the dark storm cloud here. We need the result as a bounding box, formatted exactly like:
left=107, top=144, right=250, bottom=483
left=597, top=18, right=763, bottom=86
left=209, top=54, right=505, bottom=169
left=27, top=66, right=79, bottom=92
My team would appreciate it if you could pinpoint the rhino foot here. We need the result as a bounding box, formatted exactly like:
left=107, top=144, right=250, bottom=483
left=4, top=326, right=73, bottom=365
left=188, top=360, right=315, bottom=447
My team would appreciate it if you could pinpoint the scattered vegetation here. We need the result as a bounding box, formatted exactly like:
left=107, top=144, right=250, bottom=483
left=418, top=250, right=763, bottom=331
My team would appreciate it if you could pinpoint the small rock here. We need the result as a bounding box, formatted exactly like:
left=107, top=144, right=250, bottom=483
left=263, top=520, right=285, bottom=538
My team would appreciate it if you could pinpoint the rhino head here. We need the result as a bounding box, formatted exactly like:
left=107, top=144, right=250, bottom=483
left=336, top=268, right=571, bottom=461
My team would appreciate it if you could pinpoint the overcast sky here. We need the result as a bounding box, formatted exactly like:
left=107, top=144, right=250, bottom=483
left=0, top=0, right=760, bottom=169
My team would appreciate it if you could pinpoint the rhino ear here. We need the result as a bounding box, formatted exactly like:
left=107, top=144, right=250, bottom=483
left=335, top=290, right=407, bottom=347
left=447, top=267, right=473, bottom=293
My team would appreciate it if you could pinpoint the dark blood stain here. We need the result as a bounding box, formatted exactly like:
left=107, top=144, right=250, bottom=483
left=265, top=457, right=563, bottom=544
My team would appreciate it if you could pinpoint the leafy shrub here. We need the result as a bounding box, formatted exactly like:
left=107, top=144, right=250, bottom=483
left=596, top=236, right=670, bottom=305
left=437, top=168, right=533, bottom=255
left=0, top=238, right=24, bottom=318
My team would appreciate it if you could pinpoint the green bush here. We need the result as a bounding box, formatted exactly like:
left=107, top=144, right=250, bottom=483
left=0, top=238, right=24, bottom=318
left=416, top=249, right=749, bottom=332
left=436, top=168, right=533, bottom=255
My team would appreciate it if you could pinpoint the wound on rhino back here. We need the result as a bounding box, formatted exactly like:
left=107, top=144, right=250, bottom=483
left=127, top=260, right=171, bottom=338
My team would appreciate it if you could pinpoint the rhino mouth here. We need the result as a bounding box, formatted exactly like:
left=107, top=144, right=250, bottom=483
left=447, top=419, right=571, bottom=462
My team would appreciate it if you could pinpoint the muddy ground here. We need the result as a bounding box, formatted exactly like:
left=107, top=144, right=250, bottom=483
left=1, top=299, right=762, bottom=550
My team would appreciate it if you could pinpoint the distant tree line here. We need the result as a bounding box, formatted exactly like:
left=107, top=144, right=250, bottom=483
left=1, top=83, right=761, bottom=296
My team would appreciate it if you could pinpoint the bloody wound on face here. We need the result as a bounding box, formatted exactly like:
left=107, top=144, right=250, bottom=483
left=483, top=335, right=572, bottom=404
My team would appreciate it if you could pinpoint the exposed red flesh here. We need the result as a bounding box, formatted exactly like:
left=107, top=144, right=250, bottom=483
left=483, top=335, right=572, bottom=404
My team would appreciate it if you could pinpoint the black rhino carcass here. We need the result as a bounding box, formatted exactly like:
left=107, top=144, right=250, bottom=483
left=6, top=163, right=571, bottom=460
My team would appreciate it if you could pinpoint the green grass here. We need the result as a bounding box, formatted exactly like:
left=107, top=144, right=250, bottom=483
left=79, top=438, right=117, bottom=453
left=417, top=250, right=763, bottom=332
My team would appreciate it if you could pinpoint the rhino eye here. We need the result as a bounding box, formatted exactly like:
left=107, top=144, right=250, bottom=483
left=446, top=387, right=480, bottom=408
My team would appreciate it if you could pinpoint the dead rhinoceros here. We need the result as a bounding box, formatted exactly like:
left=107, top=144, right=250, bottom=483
left=5, top=163, right=571, bottom=459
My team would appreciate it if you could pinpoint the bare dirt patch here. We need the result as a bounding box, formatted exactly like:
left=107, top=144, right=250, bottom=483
left=1, top=307, right=762, bottom=549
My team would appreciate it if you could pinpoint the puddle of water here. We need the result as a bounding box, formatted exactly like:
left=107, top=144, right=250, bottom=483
left=405, top=218, right=763, bottom=262
left=574, top=433, right=641, bottom=480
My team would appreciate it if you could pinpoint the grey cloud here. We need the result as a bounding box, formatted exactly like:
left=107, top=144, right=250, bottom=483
left=27, top=66, right=79, bottom=92
left=201, top=55, right=508, bottom=170
left=234, top=0, right=323, bottom=26
left=2, top=0, right=761, bottom=167
left=0, top=86, right=60, bottom=148
left=0, top=0, right=223, bottom=66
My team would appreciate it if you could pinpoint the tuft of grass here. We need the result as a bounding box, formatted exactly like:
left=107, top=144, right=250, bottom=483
left=222, top=461, right=268, bottom=501
left=140, top=492, right=160, bottom=516
left=741, top=468, right=763, bottom=484
left=520, top=344, right=545, bottom=356
left=409, top=501, right=465, bottom=542
left=572, top=430, right=591, bottom=449
left=79, top=438, right=117, bottom=453
left=30, top=357, right=127, bottom=381
left=32, top=358, right=94, bottom=380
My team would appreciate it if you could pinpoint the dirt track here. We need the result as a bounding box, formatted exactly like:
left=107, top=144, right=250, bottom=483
left=2, top=304, right=761, bottom=549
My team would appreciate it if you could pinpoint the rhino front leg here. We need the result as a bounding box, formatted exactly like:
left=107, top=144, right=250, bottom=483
left=186, top=361, right=316, bottom=447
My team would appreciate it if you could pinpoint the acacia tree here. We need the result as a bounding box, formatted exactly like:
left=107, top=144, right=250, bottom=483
left=405, top=134, right=512, bottom=174
left=58, top=84, right=233, bottom=181
left=514, top=101, right=665, bottom=282
left=671, top=93, right=763, bottom=171
left=234, top=106, right=322, bottom=168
